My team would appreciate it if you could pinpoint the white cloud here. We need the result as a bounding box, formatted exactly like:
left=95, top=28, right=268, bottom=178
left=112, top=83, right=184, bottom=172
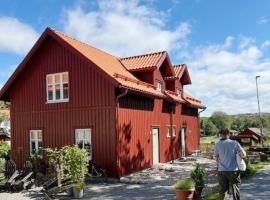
left=257, top=17, right=268, bottom=25
left=184, top=37, right=270, bottom=116
left=0, top=17, right=39, bottom=55
left=262, top=40, right=270, bottom=49
left=61, top=0, right=191, bottom=56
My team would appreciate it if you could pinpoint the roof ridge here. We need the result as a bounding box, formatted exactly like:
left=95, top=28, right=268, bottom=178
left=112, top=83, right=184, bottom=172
left=120, top=51, right=166, bottom=60
left=49, top=27, right=118, bottom=59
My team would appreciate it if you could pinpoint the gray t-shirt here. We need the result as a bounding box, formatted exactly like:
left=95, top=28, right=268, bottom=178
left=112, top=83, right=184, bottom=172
left=214, top=139, right=243, bottom=171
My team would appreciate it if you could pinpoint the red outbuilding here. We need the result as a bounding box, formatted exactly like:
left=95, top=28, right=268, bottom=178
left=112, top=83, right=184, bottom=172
left=0, top=28, right=205, bottom=178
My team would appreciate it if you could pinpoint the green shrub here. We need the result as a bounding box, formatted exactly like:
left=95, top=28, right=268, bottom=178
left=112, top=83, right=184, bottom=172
left=62, top=146, right=89, bottom=184
left=74, top=181, right=85, bottom=190
left=175, top=178, right=195, bottom=190
left=191, top=163, right=207, bottom=188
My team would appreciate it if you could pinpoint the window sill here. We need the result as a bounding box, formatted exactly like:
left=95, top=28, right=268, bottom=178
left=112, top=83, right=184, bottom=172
left=46, top=99, right=69, bottom=104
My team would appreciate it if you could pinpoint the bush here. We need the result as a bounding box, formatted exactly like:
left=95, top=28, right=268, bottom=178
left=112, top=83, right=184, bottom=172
left=191, top=163, right=207, bottom=188
left=62, top=146, right=89, bottom=184
left=0, top=141, right=10, bottom=180
left=175, top=178, right=195, bottom=190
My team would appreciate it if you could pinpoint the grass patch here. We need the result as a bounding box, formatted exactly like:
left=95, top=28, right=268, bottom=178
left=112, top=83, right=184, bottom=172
left=201, top=136, right=219, bottom=143
left=203, top=188, right=219, bottom=200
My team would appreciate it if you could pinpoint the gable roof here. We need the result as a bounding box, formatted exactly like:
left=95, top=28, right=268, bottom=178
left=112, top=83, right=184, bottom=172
left=173, top=64, right=191, bottom=85
left=246, top=128, right=270, bottom=137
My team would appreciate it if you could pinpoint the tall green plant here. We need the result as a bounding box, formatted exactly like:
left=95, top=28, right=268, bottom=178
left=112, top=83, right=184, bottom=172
left=190, top=163, right=207, bottom=188
left=61, top=146, right=89, bottom=185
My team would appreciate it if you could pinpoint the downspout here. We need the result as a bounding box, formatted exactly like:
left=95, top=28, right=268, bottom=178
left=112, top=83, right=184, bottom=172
left=115, top=87, right=128, bottom=178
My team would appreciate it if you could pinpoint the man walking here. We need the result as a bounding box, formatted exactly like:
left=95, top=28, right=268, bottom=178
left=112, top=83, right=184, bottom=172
left=214, top=128, right=246, bottom=200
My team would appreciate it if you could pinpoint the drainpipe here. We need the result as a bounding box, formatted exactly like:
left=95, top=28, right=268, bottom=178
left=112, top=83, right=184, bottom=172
left=115, top=87, right=128, bottom=177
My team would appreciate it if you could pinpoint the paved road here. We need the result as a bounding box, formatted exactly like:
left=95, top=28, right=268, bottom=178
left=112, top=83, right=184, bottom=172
left=241, top=164, right=270, bottom=200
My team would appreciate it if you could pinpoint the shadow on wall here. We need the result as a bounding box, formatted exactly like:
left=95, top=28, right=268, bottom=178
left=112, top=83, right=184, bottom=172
left=118, top=121, right=151, bottom=176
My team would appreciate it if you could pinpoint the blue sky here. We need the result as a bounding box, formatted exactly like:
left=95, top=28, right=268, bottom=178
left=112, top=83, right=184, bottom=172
left=0, top=0, right=270, bottom=116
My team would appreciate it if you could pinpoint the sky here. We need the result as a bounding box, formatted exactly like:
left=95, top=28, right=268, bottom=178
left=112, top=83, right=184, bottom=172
left=0, top=0, right=269, bottom=116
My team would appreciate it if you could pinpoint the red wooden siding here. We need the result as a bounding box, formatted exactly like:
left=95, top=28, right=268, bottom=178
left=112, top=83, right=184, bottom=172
left=117, top=93, right=200, bottom=176
left=9, top=36, right=118, bottom=177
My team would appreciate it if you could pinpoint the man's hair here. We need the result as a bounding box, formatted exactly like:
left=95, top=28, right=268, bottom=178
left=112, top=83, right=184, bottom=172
left=219, top=128, right=230, bottom=135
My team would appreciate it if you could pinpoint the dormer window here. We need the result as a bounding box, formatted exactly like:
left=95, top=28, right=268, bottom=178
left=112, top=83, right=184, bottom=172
left=46, top=72, right=69, bottom=103
left=156, top=81, right=162, bottom=92
left=177, top=89, right=182, bottom=97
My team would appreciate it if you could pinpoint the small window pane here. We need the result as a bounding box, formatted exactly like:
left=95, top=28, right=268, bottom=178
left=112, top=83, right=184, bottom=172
left=55, top=74, right=61, bottom=84
left=47, top=76, right=53, bottom=85
left=63, top=83, right=69, bottom=99
left=30, top=131, right=36, bottom=140
left=48, top=85, right=53, bottom=100
left=55, top=84, right=61, bottom=100
left=63, top=73, right=69, bottom=82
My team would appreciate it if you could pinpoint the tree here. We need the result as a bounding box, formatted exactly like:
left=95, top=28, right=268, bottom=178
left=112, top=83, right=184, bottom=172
left=209, top=112, right=232, bottom=130
left=205, top=119, right=219, bottom=136
left=231, top=117, right=245, bottom=131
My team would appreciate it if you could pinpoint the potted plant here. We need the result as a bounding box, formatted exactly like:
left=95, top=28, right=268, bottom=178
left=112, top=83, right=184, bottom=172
left=174, top=178, right=195, bottom=200
left=62, top=146, right=89, bottom=199
left=190, top=163, right=207, bottom=200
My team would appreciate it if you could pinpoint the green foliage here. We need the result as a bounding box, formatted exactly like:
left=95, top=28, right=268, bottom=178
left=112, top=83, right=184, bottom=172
left=175, top=178, right=195, bottom=190
left=231, top=117, right=245, bottom=131
left=62, top=146, right=89, bottom=184
left=0, top=141, right=10, bottom=156
left=44, top=147, right=64, bottom=178
left=74, top=181, right=85, bottom=190
left=45, top=146, right=89, bottom=185
left=205, top=120, right=219, bottom=136
left=0, top=101, right=9, bottom=109
left=209, top=112, right=232, bottom=131
left=190, top=163, right=207, bottom=188
left=0, top=141, right=10, bottom=180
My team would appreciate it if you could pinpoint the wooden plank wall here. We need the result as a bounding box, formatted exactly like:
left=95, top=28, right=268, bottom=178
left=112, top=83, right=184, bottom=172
left=10, top=36, right=118, bottom=177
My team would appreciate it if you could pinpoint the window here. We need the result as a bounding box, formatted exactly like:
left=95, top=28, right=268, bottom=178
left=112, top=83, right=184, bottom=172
left=177, top=89, right=182, bottom=97
left=29, top=130, right=42, bottom=156
left=166, top=126, right=176, bottom=138
left=46, top=72, right=69, bottom=103
left=166, top=127, right=170, bottom=138
left=75, top=128, right=92, bottom=160
left=156, top=81, right=162, bottom=92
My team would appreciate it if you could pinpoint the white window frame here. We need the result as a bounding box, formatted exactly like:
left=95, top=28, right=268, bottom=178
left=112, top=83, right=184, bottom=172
left=46, top=72, right=69, bottom=103
left=177, top=89, right=182, bottom=97
left=29, top=130, right=42, bottom=156
left=156, top=81, right=162, bottom=92
left=75, top=128, right=92, bottom=160
left=166, top=126, right=176, bottom=138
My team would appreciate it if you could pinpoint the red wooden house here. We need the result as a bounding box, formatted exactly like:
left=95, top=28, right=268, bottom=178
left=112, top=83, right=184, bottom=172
left=0, top=28, right=205, bottom=177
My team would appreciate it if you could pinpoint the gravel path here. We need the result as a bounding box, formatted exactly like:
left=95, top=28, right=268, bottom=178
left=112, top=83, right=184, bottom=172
left=0, top=156, right=218, bottom=200
left=241, top=163, right=270, bottom=200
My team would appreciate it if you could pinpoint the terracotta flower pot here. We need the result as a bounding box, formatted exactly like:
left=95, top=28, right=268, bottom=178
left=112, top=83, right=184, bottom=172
left=175, top=188, right=195, bottom=200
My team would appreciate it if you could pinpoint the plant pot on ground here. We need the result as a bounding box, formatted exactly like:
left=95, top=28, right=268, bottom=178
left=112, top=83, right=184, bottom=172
left=73, top=181, right=85, bottom=199
left=174, top=178, right=195, bottom=200
left=191, top=163, right=207, bottom=200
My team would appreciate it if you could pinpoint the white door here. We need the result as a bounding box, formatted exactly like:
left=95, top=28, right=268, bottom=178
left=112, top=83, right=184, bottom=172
left=152, top=128, right=160, bottom=165
left=181, top=127, right=186, bottom=157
